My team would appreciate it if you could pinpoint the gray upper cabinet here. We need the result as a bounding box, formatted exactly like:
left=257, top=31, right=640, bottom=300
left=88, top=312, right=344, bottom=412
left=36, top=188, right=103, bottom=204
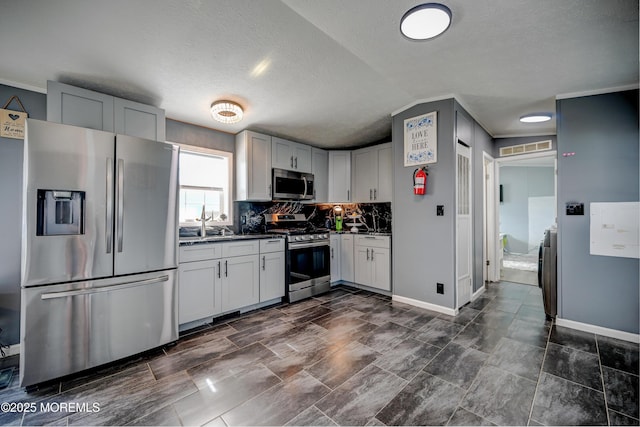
left=352, top=143, right=392, bottom=202
left=311, top=147, right=328, bottom=202
left=114, top=98, right=166, bottom=141
left=272, top=136, right=312, bottom=173
left=236, top=130, right=272, bottom=201
left=47, top=81, right=114, bottom=132
left=47, top=81, right=166, bottom=141
left=328, top=150, right=351, bottom=202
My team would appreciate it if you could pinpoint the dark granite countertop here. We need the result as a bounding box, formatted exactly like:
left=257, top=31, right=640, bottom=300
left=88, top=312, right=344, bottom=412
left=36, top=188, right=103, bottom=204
left=179, top=234, right=284, bottom=246
left=330, top=231, right=392, bottom=236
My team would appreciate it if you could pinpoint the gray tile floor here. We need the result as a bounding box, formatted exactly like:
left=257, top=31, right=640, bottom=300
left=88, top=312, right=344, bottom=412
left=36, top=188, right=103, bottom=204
left=1, top=281, right=638, bottom=426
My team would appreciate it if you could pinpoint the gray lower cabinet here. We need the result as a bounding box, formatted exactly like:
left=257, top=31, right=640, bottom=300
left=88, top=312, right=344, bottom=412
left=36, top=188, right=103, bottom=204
left=178, top=244, right=223, bottom=324
left=341, top=234, right=355, bottom=282
left=179, top=238, right=283, bottom=325
left=221, top=253, right=260, bottom=312
left=47, top=80, right=165, bottom=141
left=330, top=234, right=341, bottom=283
left=354, top=235, right=391, bottom=291
left=178, top=259, right=221, bottom=324
left=259, top=239, right=285, bottom=302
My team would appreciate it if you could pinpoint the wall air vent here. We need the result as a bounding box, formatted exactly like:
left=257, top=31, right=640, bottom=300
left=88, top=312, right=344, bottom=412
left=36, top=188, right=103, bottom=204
left=500, top=140, right=552, bottom=157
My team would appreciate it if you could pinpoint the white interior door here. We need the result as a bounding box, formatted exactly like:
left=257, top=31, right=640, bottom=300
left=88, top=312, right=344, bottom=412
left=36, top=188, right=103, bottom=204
left=483, top=152, right=498, bottom=282
left=457, top=143, right=473, bottom=307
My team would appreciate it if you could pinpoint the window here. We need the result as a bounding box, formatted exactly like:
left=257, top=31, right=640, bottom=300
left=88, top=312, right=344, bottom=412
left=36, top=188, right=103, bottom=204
left=178, top=146, right=233, bottom=226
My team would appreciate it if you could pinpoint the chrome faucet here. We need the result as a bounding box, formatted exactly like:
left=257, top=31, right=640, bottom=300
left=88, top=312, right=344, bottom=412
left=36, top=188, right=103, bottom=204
left=197, top=205, right=211, bottom=237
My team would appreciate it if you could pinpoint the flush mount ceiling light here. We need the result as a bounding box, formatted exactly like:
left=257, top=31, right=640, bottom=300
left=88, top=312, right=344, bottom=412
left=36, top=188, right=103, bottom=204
left=519, top=113, right=553, bottom=123
left=400, top=3, right=452, bottom=40
left=210, top=100, right=244, bottom=124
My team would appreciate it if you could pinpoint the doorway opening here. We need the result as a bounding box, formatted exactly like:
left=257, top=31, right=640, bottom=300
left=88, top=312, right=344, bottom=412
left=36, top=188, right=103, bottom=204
left=495, top=152, right=557, bottom=286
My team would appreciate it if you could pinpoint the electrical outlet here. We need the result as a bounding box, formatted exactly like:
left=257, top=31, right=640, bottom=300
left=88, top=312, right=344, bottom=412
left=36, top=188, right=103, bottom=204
left=241, top=215, right=247, bottom=224
left=437, top=283, right=444, bottom=294
left=437, top=205, right=444, bottom=216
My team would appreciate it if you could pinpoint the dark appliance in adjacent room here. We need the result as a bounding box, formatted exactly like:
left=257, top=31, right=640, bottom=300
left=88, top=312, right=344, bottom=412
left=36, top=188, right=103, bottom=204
left=539, top=227, right=558, bottom=320
left=264, top=213, right=330, bottom=302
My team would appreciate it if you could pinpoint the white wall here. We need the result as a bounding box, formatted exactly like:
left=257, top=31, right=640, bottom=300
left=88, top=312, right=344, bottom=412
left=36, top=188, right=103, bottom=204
left=499, top=166, right=555, bottom=254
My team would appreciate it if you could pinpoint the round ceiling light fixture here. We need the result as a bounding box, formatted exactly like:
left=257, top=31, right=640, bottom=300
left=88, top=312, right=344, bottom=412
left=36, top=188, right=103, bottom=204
left=400, top=3, right=452, bottom=40
left=519, top=113, right=553, bottom=123
left=210, top=100, right=244, bottom=124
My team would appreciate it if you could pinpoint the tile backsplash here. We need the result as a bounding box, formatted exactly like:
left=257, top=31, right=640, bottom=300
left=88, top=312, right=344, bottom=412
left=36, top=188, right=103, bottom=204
left=234, top=201, right=392, bottom=234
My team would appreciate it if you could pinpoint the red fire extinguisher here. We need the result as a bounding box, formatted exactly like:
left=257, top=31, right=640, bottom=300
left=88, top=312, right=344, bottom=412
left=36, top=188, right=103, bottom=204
left=413, top=167, right=427, bottom=195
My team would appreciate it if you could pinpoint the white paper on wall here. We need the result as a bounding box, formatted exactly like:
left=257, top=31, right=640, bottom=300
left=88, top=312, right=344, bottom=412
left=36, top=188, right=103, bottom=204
left=590, top=202, right=640, bottom=259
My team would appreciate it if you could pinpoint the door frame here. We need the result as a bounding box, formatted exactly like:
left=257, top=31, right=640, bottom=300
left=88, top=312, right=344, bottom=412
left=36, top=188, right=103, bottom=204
left=455, top=141, right=473, bottom=309
left=482, top=151, right=498, bottom=282
left=494, top=150, right=558, bottom=280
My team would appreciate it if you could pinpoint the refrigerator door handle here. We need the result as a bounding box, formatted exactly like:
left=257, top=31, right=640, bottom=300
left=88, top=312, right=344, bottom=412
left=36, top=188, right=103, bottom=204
left=40, top=275, right=170, bottom=300
left=106, top=157, right=114, bottom=254
left=116, top=158, right=125, bottom=252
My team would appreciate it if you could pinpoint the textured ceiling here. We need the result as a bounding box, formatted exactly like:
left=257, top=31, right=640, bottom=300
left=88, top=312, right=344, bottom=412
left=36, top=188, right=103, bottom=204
left=0, top=0, right=637, bottom=148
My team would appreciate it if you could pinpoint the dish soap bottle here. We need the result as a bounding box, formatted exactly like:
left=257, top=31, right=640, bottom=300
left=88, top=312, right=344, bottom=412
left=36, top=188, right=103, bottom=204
left=334, top=206, right=343, bottom=231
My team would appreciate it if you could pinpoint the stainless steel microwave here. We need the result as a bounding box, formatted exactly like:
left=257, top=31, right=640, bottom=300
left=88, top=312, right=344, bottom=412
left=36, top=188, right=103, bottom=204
left=272, top=168, right=314, bottom=200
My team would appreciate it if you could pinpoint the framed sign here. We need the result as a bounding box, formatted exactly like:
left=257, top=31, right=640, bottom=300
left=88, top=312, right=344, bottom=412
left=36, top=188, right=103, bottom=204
left=404, top=111, right=437, bottom=167
left=0, top=95, right=28, bottom=140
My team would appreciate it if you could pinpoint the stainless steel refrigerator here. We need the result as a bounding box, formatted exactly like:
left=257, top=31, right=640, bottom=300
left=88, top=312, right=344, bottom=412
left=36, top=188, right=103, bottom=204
left=20, top=119, right=179, bottom=387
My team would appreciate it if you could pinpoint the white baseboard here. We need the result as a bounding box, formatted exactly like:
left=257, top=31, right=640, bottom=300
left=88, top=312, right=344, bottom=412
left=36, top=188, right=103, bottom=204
left=472, top=285, right=485, bottom=301
left=556, top=317, right=640, bottom=344
left=392, top=295, right=457, bottom=316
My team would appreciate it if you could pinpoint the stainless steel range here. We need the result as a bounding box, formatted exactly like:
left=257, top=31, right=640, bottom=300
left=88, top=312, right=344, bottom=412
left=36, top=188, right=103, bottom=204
left=264, top=214, right=331, bottom=302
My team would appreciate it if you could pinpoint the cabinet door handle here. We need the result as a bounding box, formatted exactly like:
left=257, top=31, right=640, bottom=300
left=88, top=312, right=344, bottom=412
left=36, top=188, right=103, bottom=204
left=218, top=261, right=221, bottom=279
left=262, top=255, right=266, bottom=270
left=331, top=247, right=334, bottom=259
left=116, top=159, right=125, bottom=252
left=371, top=249, right=375, bottom=261
left=366, top=248, right=370, bottom=260
left=295, top=157, right=298, bottom=169
left=225, top=260, right=228, bottom=277
left=374, top=189, right=377, bottom=200
left=105, top=157, right=113, bottom=254
left=290, top=156, right=294, bottom=168
left=369, top=189, right=372, bottom=200
left=347, top=190, right=350, bottom=201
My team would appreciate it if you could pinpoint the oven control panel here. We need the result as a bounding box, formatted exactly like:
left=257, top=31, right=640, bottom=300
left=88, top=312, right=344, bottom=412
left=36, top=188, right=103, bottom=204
left=287, top=233, right=329, bottom=243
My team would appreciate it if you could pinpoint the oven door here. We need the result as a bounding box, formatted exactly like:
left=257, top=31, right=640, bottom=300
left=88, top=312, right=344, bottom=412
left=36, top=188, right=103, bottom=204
left=287, top=240, right=330, bottom=292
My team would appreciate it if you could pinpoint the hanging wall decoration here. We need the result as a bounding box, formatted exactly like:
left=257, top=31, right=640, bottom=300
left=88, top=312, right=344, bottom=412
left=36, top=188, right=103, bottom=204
left=0, top=95, right=28, bottom=139
left=404, top=110, right=437, bottom=167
